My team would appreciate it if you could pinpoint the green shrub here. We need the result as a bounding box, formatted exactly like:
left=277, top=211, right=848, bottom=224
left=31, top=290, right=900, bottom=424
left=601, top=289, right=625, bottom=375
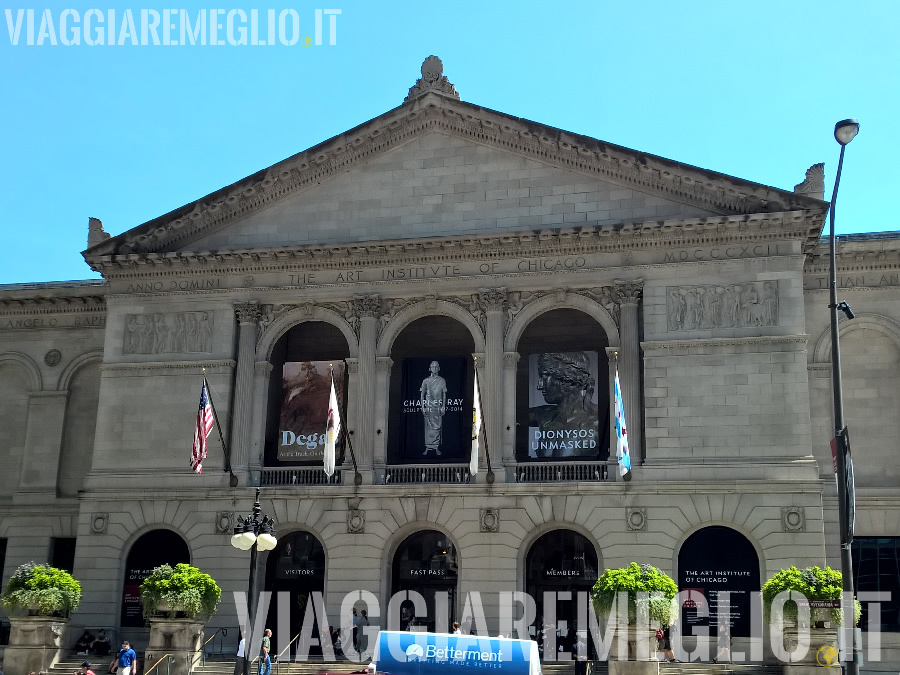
left=1, top=562, right=82, bottom=617
left=592, top=562, right=678, bottom=627
left=139, top=563, right=221, bottom=619
left=762, top=565, right=861, bottom=626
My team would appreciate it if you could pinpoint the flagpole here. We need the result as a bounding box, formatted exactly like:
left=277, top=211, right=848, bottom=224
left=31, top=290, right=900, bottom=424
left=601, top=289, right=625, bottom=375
left=202, top=369, right=239, bottom=487
left=334, top=363, right=362, bottom=487
left=473, top=357, right=495, bottom=485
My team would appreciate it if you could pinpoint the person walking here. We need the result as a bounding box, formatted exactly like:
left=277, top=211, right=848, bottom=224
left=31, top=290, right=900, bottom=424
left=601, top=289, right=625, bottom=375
left=116, top=641, right=138, bottom=675
left=76, top=661, right=97, bottom=675
left=233, top=638, right=246, bottom=675
left=258, top=629, right=272, bottom=675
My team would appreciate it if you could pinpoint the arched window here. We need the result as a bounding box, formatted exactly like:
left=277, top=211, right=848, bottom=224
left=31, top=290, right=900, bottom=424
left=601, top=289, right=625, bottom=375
left=58, top=361, right=101, bottom=496
left=391, top=530, right=458, bottom=632
left=388, top=317, right=475, bottom=465
left=263, top=531, right=326, bottom=643
left=265, top=321, right=351, bottom=467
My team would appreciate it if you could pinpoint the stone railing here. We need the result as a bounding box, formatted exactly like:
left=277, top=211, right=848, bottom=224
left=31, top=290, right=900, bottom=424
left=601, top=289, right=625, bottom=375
left=383, top=465, right=472, bottom=484
left=258, top=467, right=343, bottom=486
left=514, top=462, right=609, bottom=483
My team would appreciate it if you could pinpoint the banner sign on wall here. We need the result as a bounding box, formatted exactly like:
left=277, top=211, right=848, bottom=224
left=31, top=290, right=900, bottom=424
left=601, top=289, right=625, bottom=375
left=279, top=361, right=345, bottom=462
left=527, top=351, right=600, bottom=458
left=400, top=357, right=468, bottom=462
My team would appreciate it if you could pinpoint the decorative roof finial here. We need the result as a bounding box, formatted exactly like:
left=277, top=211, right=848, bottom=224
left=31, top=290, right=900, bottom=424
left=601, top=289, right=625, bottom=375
left=794, top=163, right=825, bottom=201
left=87, top=217, right=111, bottom=249
left=404, top=56, right=460, bottom=103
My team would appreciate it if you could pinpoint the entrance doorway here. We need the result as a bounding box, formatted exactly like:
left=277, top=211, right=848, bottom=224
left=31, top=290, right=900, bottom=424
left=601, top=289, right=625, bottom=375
left=121, top=530, right=190, bottom=628
left=525, top=530, right=599, bottom=660
left=264, top=531, right=326, bottom=649
left=391, top=530, right=458, bottom=633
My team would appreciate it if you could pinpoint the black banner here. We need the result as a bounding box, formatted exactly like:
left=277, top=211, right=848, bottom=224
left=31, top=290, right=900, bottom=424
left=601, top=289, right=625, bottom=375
left=400, top=357, right=468, bottom=463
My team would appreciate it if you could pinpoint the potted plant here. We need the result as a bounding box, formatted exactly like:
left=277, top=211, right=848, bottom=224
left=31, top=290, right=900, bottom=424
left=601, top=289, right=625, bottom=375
left=593, top=562, right=678, bottom=665
left=140, top=563, right=221, bottom=675
left=1, top=562, right=82, bottom=617
left=762, top=566, right=861, bottom=664
left=139, top=563, right=221, bottom=619
left=1, top=562, right=82, bottom=674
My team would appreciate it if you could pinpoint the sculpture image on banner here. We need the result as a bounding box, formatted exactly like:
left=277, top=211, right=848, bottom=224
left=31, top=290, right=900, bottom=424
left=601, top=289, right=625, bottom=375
left=528, top=351, right=600, bottom=458
left=278, top=361, right=345, bottom=462
left=400, top=357, right=467, bottom=462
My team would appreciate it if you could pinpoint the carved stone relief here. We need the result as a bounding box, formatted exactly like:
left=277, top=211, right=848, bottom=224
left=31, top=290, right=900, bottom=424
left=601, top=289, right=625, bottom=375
left=90, top=513, right=109, bottom=534
left=44, top=349, right=62, bottom=367
left=347, top=509, right=365, bottom=534
left=626, top=507, right=647, bottom=531
left=215, top=512, right=235, bottom=534
left=782, top=506, right=805, bottom=532
left=124, top=312, right=213, bottom=355
left=480, top=508, right=499, bottom=533
left=667, top=281, right=778, bottom=331
left=404, top=55, right=460, bottom=102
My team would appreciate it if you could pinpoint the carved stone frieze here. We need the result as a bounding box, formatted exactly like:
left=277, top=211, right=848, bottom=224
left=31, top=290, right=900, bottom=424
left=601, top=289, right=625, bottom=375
left=378, top=297, right=420, bottom=342
left=0, top=294, right=106, bottom=314
left=574, top=287, right=621, bottom=327
left=667, top=281, right=778, bottom=331
left=404, top=55, right=460, bottom=103
left=124, top=311, right=213, bottom=355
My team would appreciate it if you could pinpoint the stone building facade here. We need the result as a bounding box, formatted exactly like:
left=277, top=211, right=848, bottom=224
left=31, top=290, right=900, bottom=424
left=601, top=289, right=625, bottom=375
left=0, top=58, right=897, bottom=665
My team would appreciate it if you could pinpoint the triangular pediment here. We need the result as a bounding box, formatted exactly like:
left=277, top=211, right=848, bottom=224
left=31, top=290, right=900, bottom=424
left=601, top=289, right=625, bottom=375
left=84, top=90, right=826, bottom=261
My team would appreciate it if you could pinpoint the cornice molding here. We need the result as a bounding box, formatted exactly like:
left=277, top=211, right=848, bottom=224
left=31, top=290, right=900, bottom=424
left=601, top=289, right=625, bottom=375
left=83, top=94, right=826, bottom=262
left=642, top=334, right=809, bottom=352
left=0, top=295, right=106, bottom=316
left=88, top=211, right=822, bottom=279
left=100, top=359, right=235, bottom=374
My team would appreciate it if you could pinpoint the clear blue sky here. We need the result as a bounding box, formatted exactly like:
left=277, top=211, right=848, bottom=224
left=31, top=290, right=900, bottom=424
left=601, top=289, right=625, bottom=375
left=1, top=0, right=896, bottom=284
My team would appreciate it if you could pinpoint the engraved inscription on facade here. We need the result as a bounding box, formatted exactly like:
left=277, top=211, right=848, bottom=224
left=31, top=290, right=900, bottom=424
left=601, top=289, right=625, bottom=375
left=667, top=281, right=778, bottom=331
left=124, top=312, right=214, bottom=354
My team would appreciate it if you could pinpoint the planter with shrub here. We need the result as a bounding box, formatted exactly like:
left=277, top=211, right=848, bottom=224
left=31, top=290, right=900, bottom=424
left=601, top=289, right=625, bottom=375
left=1, top=562, right=82, bottom=674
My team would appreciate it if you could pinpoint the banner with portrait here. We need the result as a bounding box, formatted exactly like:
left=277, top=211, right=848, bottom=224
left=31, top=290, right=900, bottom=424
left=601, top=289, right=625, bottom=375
left=278, top=361, right=345, bottom=462
left=527, top=351, right=600, bottom=458
left=400, top=357, right=468, bottom=463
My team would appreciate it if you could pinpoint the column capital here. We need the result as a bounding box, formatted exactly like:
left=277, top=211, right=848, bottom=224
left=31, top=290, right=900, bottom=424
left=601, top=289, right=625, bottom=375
left=345, top=357, right=360, bottom=374
left=351, top=294, right=382, bottom=319
left=375, top=356, right=394, bottom=374
left=502, top=352, right=520, bottom=370
left=477, top=287, right=508, bottom=313
left=254, top=360, right=274, bottom=376
left=235, top=301, right=261, bottom=324
left=472, top=352, right=486, bottom=370
left=613, top=279, right=644, bottom=305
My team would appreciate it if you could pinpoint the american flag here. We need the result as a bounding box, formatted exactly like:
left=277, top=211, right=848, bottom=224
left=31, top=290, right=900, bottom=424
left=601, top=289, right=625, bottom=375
left=191, top=381, right=214, bottom=474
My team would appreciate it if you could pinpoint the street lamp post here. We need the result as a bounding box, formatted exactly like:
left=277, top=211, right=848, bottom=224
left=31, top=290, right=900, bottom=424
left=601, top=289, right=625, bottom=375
left=231, top=487, right=278, bottom=673
left=828, top=118, right=860, bottom=675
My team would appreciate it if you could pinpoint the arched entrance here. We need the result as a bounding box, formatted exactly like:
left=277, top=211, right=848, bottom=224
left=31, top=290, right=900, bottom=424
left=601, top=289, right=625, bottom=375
left=526, top=530, right=599, bottom=659
left=391, top=530, right=458, bottom=632
left=121, top=529, right=190, bottom=627
left=264, top=531, right=326, bottom=644
left=677, top=526, right=760, bottom=637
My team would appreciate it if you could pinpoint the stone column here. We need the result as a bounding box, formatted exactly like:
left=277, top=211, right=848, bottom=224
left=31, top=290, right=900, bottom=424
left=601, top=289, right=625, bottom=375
left=614, top=279, right=644, bottom=464
left=477, top=288, right=507, bottom=477
left=344, top=357, right=359, bottom=470
left=232, top=302, right=260, bottom=469
left=502, top=352, right=519, bottom=465
left=352, top=295, right=381, bottom=471
left=373, top=357, right=393, bottom=471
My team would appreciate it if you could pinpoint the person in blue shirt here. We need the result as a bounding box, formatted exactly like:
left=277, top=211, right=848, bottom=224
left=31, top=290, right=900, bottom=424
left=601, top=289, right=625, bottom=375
left=117, top=641, right=138, bottom=675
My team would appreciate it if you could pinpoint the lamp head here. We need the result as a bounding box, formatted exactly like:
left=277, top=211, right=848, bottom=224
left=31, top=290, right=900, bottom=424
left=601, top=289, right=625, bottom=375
left=834, top=119, right=859, bottom=146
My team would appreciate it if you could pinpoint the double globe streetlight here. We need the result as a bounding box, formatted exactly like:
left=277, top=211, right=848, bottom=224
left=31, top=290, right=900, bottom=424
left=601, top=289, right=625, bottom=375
left=828, top=118, right=860, bottom=675
left=231, top=487, right=278, bottom=666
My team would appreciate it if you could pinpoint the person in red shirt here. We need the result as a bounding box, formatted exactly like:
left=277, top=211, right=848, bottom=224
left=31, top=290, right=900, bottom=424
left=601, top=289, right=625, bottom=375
left=76, top=660, right=97, bottom=675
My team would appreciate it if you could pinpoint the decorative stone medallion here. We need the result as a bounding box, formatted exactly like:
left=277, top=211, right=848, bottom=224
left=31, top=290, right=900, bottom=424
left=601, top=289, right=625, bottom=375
left=44, top=349, right=62, bottom=367
left=90, top=512, right=109, bottom=534
left=480, top=508, right=499, bottom=533
left=347, top=509, right=365, bottom=534
left=215, top=512, right=235, bottom=534
left=626, top=507, right=647, bottom=531
left=782, top=506, right=806, bottom=532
